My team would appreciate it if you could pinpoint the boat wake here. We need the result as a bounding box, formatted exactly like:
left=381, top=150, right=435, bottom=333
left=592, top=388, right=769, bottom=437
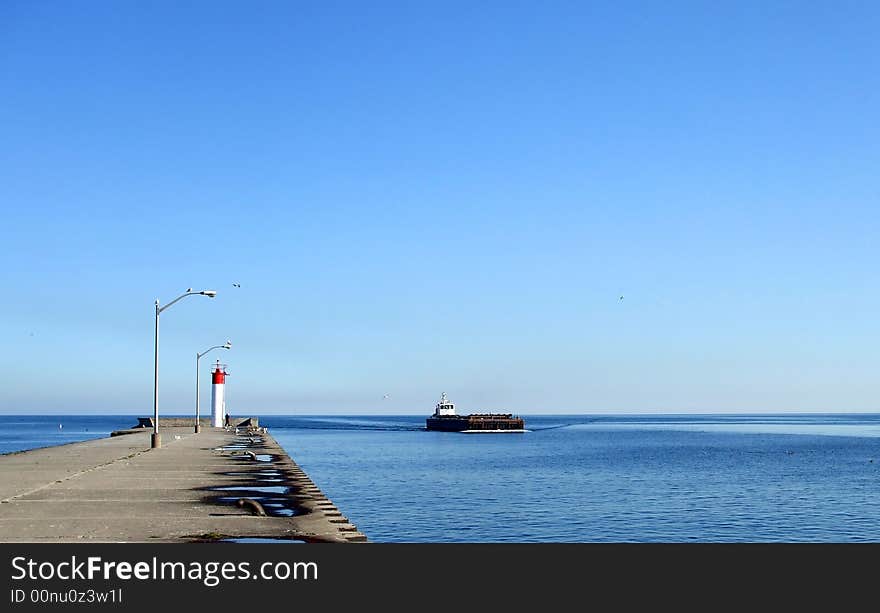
left=270, top=419, right=425, bottom=432
left=527, top=422, right=592, bottom=432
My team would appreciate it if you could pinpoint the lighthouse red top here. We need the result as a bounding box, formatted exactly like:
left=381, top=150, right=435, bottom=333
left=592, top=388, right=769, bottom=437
left=211, top=363, right=227, bottom=385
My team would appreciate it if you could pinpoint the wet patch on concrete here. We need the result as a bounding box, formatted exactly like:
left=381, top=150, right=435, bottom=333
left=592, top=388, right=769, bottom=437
left=210, top=485, right=289, bottom=495
left=222, top=470, right=283, bottom=477
left=218, top=537, right=306, bottom=544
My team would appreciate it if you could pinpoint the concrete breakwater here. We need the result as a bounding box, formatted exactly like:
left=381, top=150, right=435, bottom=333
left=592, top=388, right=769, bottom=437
left=0, top=420, right=366, bottom=543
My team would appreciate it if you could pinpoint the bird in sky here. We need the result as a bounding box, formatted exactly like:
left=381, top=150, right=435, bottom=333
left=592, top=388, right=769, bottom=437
left=383, top=394, right=391, bottom=400
left=233, top=283, right=241, bottom=288
left=618, top=295, right=625, bottom=302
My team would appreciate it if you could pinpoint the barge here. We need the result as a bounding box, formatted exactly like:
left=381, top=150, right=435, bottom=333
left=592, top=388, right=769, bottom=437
left=425, top=393, right=526, bottom=433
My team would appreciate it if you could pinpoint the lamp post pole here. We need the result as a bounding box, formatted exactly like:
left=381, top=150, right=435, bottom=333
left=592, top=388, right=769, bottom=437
left=195, top=352, right=199, bottom=433
left=152, top=289, right=217, bottom=449
left=195, top=341, right=231, bottom=433
left=153, top=300, right=160, bottom=448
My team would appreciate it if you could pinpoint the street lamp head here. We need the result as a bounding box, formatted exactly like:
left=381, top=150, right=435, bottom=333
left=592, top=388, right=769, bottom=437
left=223, top=341, right=232, bottom=349
left=201, top=290, right=217, bottom=297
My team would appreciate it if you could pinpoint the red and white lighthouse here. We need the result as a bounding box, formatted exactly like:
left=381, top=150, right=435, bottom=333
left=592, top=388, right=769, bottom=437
left=211, top=361, right=229, bottom=427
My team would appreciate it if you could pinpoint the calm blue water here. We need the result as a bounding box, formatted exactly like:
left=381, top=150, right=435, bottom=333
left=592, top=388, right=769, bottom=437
left=4, top=414, right=880, bottom=542
left=0, top=415, right=135, bottom=455
left=265, top=414, right=880, bottom=542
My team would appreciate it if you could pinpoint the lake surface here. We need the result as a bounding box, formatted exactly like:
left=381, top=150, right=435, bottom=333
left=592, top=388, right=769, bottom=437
left=3, top=413, right=880, bottom=542
left=0, top=415, right=133, bottom=455
left=265, top=414, right=880, bottom=542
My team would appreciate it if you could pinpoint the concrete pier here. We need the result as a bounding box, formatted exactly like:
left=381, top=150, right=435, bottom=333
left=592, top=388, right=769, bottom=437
left=0, top=423, right=366, bottom=543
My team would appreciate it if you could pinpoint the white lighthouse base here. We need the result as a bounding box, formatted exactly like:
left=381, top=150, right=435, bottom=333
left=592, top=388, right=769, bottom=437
left=211, top=383, right=225, bottom=427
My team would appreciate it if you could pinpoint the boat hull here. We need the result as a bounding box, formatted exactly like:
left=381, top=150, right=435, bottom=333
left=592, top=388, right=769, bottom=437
left=426, top=414, right=525, bottom=432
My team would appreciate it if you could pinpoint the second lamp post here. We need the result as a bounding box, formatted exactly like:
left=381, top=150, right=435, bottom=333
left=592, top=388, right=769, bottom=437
left=195, top=341, right=231, bottom=433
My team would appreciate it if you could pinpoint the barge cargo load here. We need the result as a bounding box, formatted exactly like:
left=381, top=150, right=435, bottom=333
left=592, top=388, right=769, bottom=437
left=425, top=393, right=526, bottom=433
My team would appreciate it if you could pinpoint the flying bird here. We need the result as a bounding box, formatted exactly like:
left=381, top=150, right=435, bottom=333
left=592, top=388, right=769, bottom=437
left=233, top=283, right=241, bottom=288
left=383, top=394, right=391, bottom=400
left=618, top=295, right=625, bottom=302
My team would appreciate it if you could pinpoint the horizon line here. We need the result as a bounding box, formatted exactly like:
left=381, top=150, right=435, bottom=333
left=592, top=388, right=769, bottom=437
left=3, top=410, right=880, bottom=417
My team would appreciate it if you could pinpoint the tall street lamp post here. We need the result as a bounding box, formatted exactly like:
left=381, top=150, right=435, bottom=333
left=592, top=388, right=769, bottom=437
left=153, top=288, right=216, bottom=449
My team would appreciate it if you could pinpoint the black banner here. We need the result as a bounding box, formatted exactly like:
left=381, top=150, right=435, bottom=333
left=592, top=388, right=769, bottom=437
left=0, top=544, right=874, bottom=609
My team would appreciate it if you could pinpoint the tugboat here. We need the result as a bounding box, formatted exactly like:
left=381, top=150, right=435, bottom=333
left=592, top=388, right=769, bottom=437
left=425, top=393, right=525, bottom=433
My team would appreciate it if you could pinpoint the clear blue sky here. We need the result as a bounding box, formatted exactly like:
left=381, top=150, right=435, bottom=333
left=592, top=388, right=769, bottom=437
left=1, top=1, right=878, bottom=414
